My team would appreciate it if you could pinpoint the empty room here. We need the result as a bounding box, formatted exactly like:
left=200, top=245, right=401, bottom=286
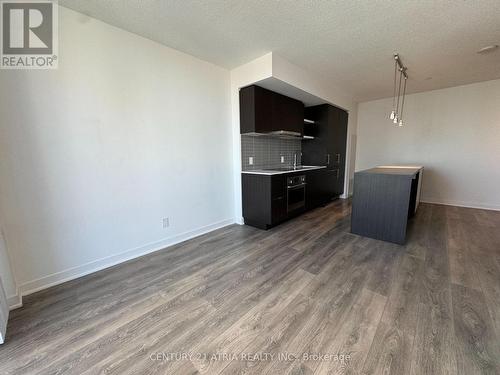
left=0, top=1, right=499, bottom=374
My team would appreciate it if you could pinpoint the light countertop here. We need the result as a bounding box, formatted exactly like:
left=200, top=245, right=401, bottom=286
left=242, top=165, right=326, bottom=175
left=357, top=165, right=424, bottom=177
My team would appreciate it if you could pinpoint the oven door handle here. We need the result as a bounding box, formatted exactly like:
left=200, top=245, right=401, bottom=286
left=287, top=183, right=307, bottom=189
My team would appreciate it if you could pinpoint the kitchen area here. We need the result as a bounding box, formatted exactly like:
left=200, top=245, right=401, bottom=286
left=240, top=85, right=348, bottom=229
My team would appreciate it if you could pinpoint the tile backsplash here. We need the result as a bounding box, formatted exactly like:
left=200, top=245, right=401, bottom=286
left=241, top=135, right=302, bottom=170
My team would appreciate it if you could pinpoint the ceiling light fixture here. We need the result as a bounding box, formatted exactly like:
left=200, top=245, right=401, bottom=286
left=388, top=54, right=408, bottom=127
left=477, top=45, right=499, bottom=54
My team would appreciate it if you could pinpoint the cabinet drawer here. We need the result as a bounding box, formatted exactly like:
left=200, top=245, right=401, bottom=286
left=271, top=195, right=287, bottom=224
left=271, top=175, right=286, bottom=198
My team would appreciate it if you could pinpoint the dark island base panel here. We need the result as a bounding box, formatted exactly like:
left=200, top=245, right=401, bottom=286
left=351, top=169, right=421, bottom=245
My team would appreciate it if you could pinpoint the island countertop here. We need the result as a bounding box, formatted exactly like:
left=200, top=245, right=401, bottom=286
left=357, top=165, right=423, bottom=177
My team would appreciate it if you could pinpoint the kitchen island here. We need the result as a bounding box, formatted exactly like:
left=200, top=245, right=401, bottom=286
left=351, top=166, right=423, bottom=244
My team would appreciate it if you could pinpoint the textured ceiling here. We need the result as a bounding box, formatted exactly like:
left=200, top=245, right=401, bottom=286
left=60, top=0, right=500, bottom=101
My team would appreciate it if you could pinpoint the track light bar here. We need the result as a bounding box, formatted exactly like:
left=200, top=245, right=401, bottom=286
left=394, top=54, right=408, bottom=78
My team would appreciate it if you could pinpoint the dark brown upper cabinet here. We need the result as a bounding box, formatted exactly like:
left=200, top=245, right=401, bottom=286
left=239, top=85, right=304, bottom=135
left=302, top=104, right=348, bottom=199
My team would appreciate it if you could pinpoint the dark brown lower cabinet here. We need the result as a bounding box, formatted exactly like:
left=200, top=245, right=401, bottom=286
left=305, top=169, right=328, bottom=210
left=270, top=175, right=287, bottom=225
left=243, top=169, right=333, bottom=230
left=329, top=168, right=345, bottom=197
left=242, top=174, right=286, bottom=229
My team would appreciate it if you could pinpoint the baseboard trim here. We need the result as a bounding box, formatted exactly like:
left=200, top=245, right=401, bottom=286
left=8, top=291, right=22, bottom=311
left=18, top=218, right=235, bottom=298
left=420, top=199, right=500, bottom=211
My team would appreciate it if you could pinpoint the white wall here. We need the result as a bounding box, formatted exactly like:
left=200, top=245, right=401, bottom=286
left=0, top=6, right=234, bottom=297
left=356, top=79, right=500, bottom=210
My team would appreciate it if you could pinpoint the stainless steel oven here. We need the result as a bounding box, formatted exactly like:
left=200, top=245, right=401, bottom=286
left=287, top=175, right=306, bottom=213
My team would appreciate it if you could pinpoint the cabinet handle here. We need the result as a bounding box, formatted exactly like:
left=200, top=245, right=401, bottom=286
left=327, top=154, right=330, bottom=165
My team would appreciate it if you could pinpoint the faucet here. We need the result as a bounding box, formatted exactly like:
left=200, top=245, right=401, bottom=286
left=293, top=153, right=297, bottom=169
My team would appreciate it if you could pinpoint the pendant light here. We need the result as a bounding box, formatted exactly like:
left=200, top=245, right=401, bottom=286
left=398, top=75, right=407, bottom=126
left=393, top=67, right=403, bottom=124
left=389, top=57, right=398, bottom=120
left=388, top=54, right=409, bottom=126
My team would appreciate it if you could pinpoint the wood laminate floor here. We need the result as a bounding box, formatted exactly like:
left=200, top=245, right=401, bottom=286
left=1, top=201, right=499, bottom=375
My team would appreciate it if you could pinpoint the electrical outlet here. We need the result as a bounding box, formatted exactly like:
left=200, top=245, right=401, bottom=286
left=249, top=157, right=254, bottom=165
left=162, top=218, right=170, bottom=228
left=281, top=156, right=285, bottom=163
